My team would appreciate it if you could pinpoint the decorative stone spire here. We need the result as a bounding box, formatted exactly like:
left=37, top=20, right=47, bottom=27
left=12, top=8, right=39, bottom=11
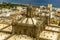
left=26, top=5, right=33, bottom=17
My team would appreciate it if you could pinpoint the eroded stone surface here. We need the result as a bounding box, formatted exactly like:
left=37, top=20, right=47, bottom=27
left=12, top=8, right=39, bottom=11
left=7, top=35, right=33, bottom=40
left=0, top=32, right=10, bottom=40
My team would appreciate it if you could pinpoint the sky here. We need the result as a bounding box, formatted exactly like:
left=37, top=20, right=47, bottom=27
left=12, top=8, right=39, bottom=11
left=0, top=0, right=60, bottom=7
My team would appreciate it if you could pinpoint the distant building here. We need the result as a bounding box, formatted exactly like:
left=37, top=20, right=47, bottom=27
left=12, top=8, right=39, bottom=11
left=48, top=4, right=52, bottom=11
left=56, top=9, right=60, bottom=17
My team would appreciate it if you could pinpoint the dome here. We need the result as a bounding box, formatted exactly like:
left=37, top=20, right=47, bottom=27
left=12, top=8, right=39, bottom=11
left=12, top=15, right=46, bottom=38
left=18, top=17, right=37, bottom=25
left=12, top=5, right=47, bottom=38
